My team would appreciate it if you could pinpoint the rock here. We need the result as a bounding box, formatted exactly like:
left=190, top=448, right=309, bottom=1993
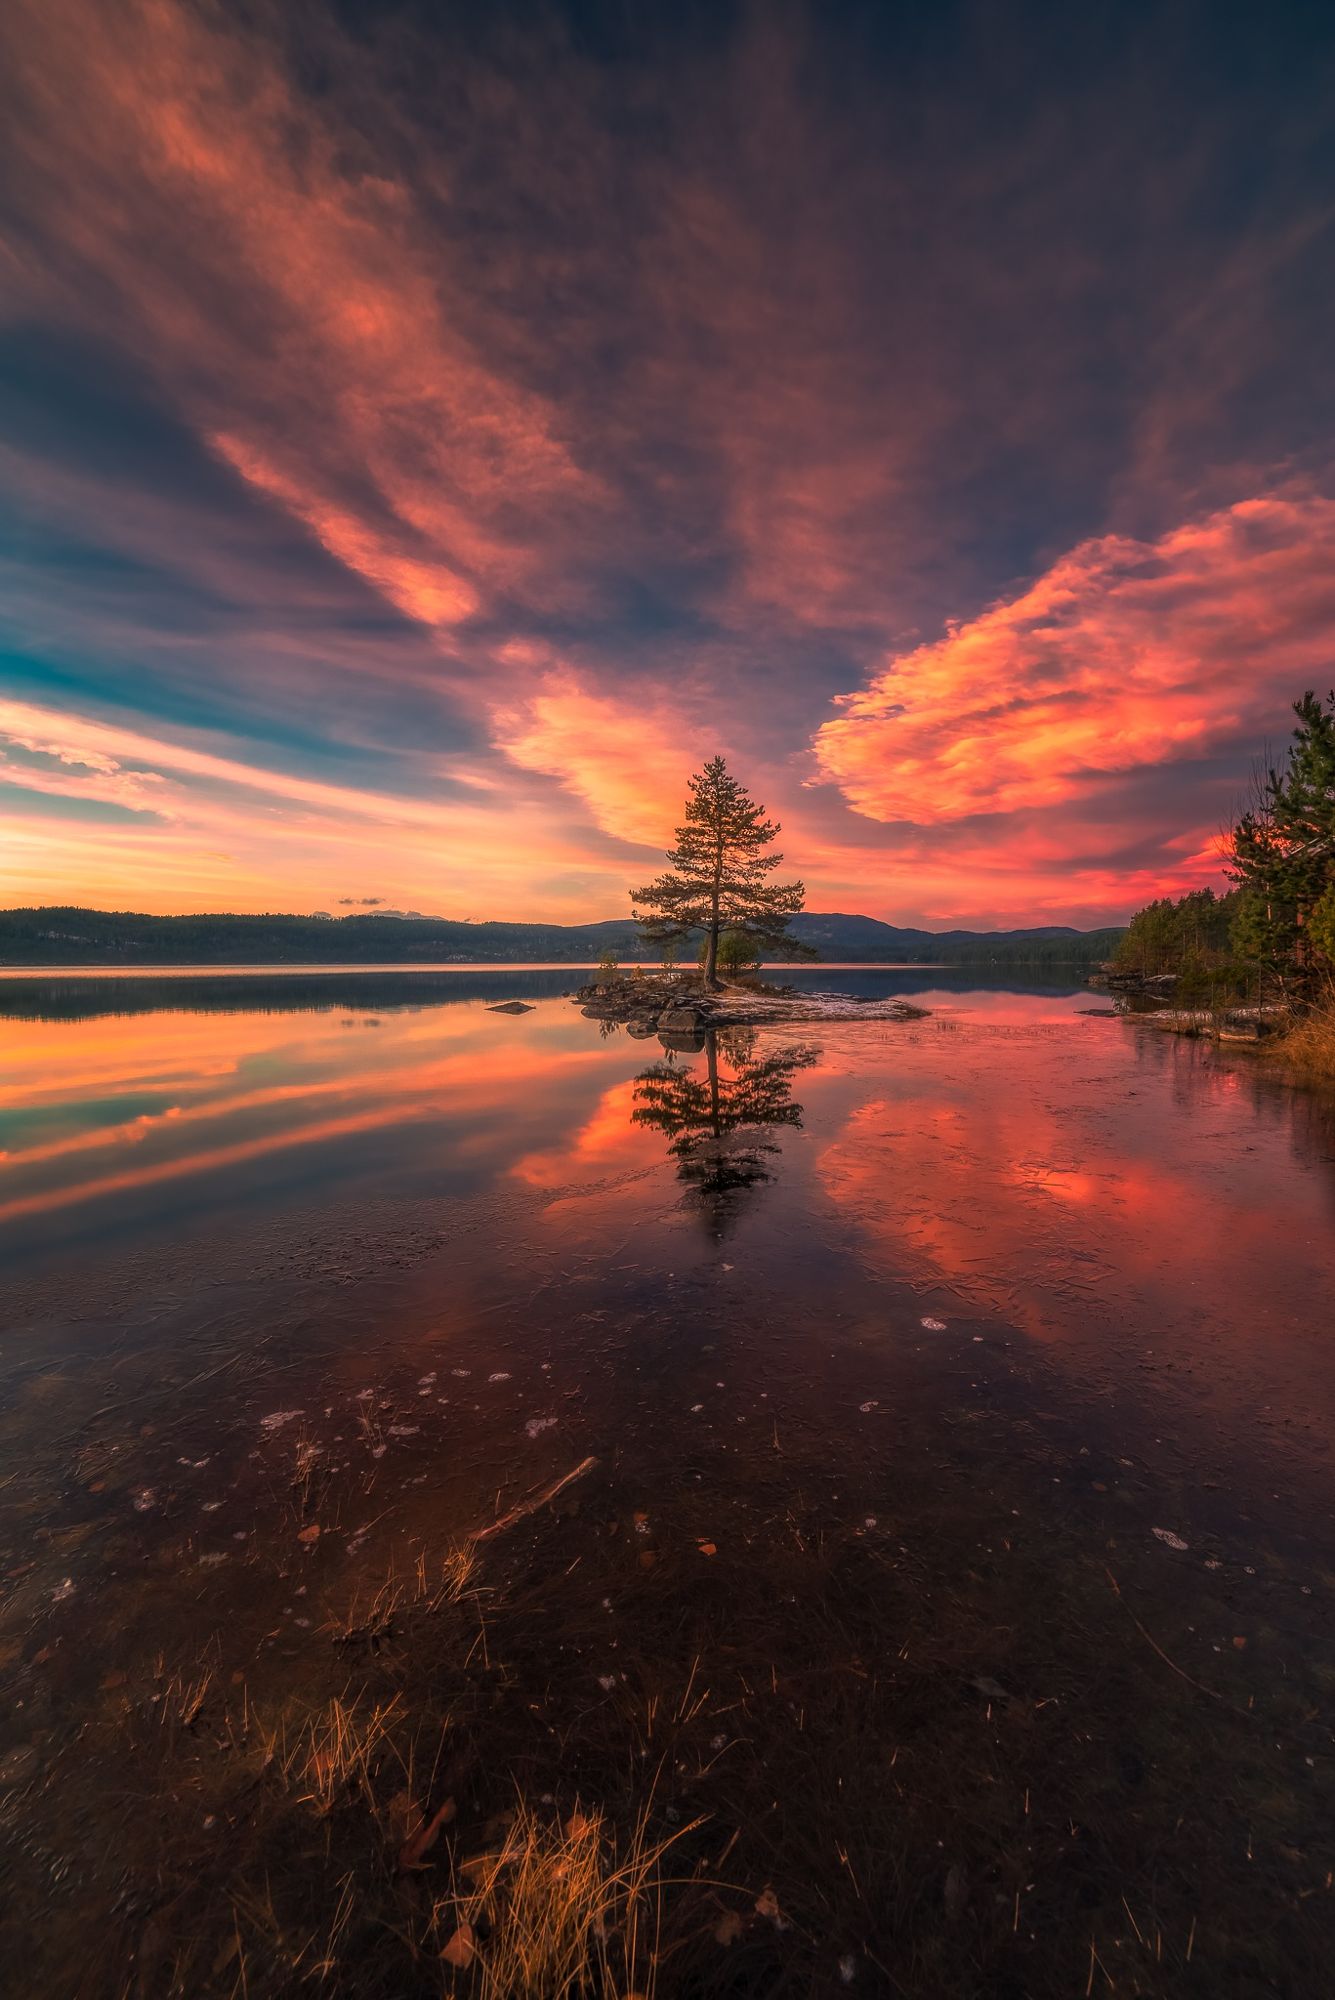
left=487, top=1001, right=535, bottom=1014
left=1104, top=969, right=1179, bottom=997
left=660, top=1005, right=707, bottom=1031
left=659, top=1025, right=707, bottom=1053
left=1217, top=1017, right=1269, bottom=1041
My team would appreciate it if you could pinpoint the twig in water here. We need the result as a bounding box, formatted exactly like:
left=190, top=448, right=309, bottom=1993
left=470, top=1456, right=599, bottom=1542
left=1105, top=1568, right=1252, bottom=1720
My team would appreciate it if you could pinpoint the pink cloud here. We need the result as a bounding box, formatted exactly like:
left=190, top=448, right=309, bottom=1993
left=209, top=438, right=481, bottom=629
left=813, top=492, right=1335, bottom=824
left=1, top=0, right=601, bottom=632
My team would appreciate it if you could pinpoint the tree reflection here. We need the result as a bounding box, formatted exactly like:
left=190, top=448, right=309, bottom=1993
left=631, top=1027, right=819, bottom=1235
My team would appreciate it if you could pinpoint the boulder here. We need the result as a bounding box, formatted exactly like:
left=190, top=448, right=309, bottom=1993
left=659, top=1024, right=707, bottom=1054
left=659, top=1005, right=706, bottom=1032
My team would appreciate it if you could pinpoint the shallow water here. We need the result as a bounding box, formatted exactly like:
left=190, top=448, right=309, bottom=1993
left=2, top=970, right=1333, bottom=1996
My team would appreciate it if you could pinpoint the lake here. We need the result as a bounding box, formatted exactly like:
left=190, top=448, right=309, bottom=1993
left=2, top=967, right=1332, bottom=1997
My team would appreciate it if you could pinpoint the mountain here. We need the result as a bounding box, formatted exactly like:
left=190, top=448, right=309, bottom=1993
left=0, top=907, right=1125, bottom=967
left=783, top=913, right=1114, bottom=961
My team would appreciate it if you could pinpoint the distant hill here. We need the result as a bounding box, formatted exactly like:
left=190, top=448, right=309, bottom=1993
left=785, top=913, right=1124, bottom=964
left=0, top=907, right=1125, bottom=968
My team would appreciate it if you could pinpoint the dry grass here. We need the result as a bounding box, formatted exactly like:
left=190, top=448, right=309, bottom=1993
left=140, top=1650, right=219, bottom=1744
left=434, top=1800, right=696, bottom=1999
left=290, top=1422, right=326, bottom=1511
left=1272, top=996, right=1335, bottom=1078
left=330, top=1573, right=404, bottom=1648
left=416, top=1540, right=477, bottom=1608
left=285, top=1692, right=406, bottom=1813
left=355, top=1397, right=387, bottom=1454
left=226, top=1867, right=361, bottom=1991
left=329, top=1540, right=476, bottom=1649
left=150, top=1661, right=213, bottom=1731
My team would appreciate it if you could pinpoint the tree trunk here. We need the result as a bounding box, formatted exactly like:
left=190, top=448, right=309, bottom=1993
left=704, top=832, right=723, bottom=989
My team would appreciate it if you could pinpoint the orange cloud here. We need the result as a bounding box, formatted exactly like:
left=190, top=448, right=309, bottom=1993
left=3, top=4, right=1330, bottom=931
left=494, top=673, right=701, bottom=848
left=814, top=492, right=1335, bottom=823
left=210, top=438, right=480, bottom=629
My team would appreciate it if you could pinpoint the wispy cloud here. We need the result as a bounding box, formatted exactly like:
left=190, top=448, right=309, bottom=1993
left=0, top=695, right=636, bottom=916
left=1, top=0, right=601, bottom=632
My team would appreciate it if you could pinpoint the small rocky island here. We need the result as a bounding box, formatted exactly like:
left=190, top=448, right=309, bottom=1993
left=574, top=972, right=929, bottom=1039
left=578, top=758, right=929, bottom=1043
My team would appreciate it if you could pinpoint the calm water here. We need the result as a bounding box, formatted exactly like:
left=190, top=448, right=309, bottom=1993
left=2, top=969, right=1333, bottom=1997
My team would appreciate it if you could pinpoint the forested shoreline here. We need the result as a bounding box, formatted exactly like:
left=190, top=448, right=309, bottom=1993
left=0, top=907, right=1125, bottom=969
left=1116, top=689, right=1335, bottom=1073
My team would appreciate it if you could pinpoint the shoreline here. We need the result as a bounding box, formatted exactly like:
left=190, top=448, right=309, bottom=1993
left=0, top=957, right=1095, bottom=977
left=1110, top=991, right=1335, bottom=1087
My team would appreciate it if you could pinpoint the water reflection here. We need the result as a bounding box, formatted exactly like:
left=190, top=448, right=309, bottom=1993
left=0, top=963, right=1087, bottom=1022
left=3, top=969, right=1334, bottom=1418
left=0, top=988, right=620, bottom=1249
left=631, top=1026, right=819, bottom=1235
left=5, top=977, right=1335, bottom=1998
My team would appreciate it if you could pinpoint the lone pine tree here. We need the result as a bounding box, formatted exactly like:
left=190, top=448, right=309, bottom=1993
left=631, top=756, right=816, bottom=988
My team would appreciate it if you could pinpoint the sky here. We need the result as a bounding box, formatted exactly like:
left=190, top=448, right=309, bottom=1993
left=1, top=0, right=1333, bottom=930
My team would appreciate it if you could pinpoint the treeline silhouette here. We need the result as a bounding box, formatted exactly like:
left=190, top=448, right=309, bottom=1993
left=0, top=906, right=1125, bottom=969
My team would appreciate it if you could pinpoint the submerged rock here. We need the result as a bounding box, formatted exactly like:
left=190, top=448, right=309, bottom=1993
left=487, top=1000, right=535, bottom=1014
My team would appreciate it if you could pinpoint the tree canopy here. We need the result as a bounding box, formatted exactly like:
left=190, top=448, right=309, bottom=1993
left=1226, top=689, right=1335, bottom=987
left=1119, top=689, right=1335, bottom=1000
left=631, top=757, right=816, bottom=986
left=698, top=930, right=761, bottom=976
left=1112, top=887, right=1243, bottom=978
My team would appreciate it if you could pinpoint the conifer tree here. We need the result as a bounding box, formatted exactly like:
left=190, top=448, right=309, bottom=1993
left=631, top=757, right=816, bottom=987
left=1227, top=690, right=1335, bottom=983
